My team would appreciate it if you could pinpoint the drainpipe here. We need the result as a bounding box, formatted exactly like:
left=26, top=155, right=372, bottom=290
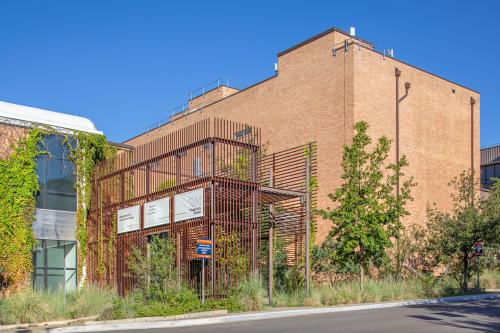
left=395, top=68, right=411, bottom=197
left=470, top=97, right=476, bottom=206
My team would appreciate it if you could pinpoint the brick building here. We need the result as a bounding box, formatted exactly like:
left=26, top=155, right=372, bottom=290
left=124, top=27, right=480, bottom=243
left=481, top=144, right=500, bottom=198
left=0, top=100, right=102, bottom=291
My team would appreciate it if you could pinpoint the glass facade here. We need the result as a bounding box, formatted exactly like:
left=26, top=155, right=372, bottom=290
left=33, top=134, right=78, bottom=291
left=33, top=240, right=77, bottom=291
left=480, top=163, right=500, bottom=190
left=36, top=135, right=77, bottom=212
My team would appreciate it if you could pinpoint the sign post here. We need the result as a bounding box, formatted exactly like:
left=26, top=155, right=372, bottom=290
left=474, top=241, right=483, bottom=293
left=196, top=239, right=212, bottom=304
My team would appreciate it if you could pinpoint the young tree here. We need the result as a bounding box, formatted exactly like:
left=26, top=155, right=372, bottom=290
left=427, top=173, right=499, bottom=292
left=319, top=121, right=415, bottom=285
left=128, top=235, right=178, bottom=298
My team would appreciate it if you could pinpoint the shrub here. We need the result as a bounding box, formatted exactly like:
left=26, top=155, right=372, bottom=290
left=480, top=269, right=500, bottom=289
left=0, top=285, right=116, bottom=325
left=232, top=275, right=265, bottom=311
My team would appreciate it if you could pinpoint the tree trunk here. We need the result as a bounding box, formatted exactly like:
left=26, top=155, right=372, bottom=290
left=463, top=249, right=469, bottom=292
left=360, top=265, right=365, bottom=289
left=360, top=251, right=365, bottom=289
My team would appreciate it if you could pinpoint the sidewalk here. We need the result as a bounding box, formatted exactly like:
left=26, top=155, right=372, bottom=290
left=47, top=293, right=500, bottom=333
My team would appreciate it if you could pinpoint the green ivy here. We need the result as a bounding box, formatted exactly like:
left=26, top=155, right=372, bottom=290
left=0, top=129, right=43, bottom=290
left=0, top=127, right=115, bottom=291
left=67, top=131, right=115, bottom=285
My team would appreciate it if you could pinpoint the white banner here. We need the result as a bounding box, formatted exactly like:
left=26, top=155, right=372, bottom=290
left=117, top=205, right=141, bottom=234
left=144, top=197, right=170, bottom=229
left=174, top=188, right=204, bottom=222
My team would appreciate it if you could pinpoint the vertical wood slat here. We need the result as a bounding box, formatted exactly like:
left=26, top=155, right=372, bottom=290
left=88, top=118, right=316, bottom=296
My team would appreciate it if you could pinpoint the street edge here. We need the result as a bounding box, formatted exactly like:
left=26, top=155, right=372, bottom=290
left=49, top=293, right=500, bottom=333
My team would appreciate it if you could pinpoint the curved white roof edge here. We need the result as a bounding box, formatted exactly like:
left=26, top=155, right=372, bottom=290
left=0, top=100, right=102, bottom=135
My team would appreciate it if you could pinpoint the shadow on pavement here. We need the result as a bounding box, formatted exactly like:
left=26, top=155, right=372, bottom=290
left=406, top=299, right=500, bottom=332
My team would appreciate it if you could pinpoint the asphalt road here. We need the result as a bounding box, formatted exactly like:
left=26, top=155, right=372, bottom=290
left=99, top=299, right=500, bottom=333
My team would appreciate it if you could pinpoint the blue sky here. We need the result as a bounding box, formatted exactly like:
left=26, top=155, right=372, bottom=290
left=0, top=0, right=498, bottom=145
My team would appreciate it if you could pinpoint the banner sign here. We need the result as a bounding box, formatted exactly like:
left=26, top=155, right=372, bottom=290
left=117, top=205, right=141, bottom=234
left=144, top=197, right=170, bottom=229
left=174, top=188, right=204, bottom=222
left=196, top=239, right=212, bottom=259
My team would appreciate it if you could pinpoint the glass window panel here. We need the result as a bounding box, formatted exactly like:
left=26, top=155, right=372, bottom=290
left=65, top=242, right=77, bottom=269
left=486, top=166, right=495, bottom=185
left=33, top=247, right=44, bottom=268
left=33, top=275, right=45, bottom=291
left=36, top=156, right=46, bottom=191
left=65, top=270, right=77, bottom=291
left=47, top=269, right=65, bottom=275
left=47, top=275, right=64, bottom=292
left=36, top=191, right=46, bottom=209
left=495, top=164, right=500, bottom=179
left=46, top=240, right=64, bottom=268
left=41, top=135, right=67, bottom=159
left=45, top=158, right=76, bottom=194
left=45, top=192, right=77, bottom=212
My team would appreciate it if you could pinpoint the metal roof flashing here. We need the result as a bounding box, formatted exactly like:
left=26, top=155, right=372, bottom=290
left=0, top=100, right=102, bottom=135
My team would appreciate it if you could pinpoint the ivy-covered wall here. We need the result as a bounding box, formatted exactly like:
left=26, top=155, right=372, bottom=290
left=0, top=129, right=42, bottom=291
left=0, top=125, right=114, bottom=292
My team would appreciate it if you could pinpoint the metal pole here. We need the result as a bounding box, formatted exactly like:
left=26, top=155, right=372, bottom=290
left=268, top=166, right=274, bottom=306
left=176, top=232, right=181, bottom=288
left=395, top=68, right=401, bottom=198
left=471, top=97, right=476, bottom=206
left=476, top=255, right=480, bottom=293
left=251, top=148, right=258, bottom=274
left=210, top=141, right=216, bottom=295
left=202, top=259, right=205, bottom=303
left=305, top=146, right=311, bottom=294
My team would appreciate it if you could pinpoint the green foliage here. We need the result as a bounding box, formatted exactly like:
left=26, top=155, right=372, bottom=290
left=272, top=236, right=289, bottom=292
left=426, top=173, right=500, bottom=291
left=0, top=285, right=116, bottom=325
left=383, top=224, right=438, bottom=279
left=68, top=131, right=115, bottom=284
left=127, top=235, right=178, bottom=298
left=273, top=276, right=465, bottom=308
left=313, top=238, right=359, bottom=284
left=115, top=235, right=243, bottom=319
left=0, top=129, right=42, bottom=290
left=480, top=269, right=500, bottom=289
left=156, top=179, right=176, bottom=192
left=261, top=235, right=305, bottom=295
left=216, top=228, right=250, bottom=286
left=230, top=274, right=266, bottom=311
left=318, top=121, right=416, bottom=284
left=111, top=286, right=239, bottom=319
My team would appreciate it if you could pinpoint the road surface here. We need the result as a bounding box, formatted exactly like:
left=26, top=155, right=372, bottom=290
left=95, top=299, right=500, bottom=333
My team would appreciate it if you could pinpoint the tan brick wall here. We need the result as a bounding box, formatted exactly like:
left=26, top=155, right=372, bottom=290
left=125, top=29, right=480, bottom=243
left=351, top=45, right=480, bottom=226
left=0, top=123, right=30, bottom=159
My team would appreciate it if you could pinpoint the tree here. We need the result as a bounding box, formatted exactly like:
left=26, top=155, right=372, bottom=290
left=128, top=235, right=178, bottom=298
left=319, top=121, right=415, bottom=285
left=427, top=173, right=499, bottom=292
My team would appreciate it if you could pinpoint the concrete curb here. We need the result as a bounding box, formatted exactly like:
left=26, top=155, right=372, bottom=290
left=49, top=293, right=500, bottom=333
left=0, top=317, right=98, bottom=332
left=0, top=311, right=226, bottom=332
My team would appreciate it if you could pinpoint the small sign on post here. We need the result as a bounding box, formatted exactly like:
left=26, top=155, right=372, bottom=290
left=474, top=241, right=484, bottom=293
left=196, top=239, right=212, bottom=303
left=474, top=241, right=484, bottom=256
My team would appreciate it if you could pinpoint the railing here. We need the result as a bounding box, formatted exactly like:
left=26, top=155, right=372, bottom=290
left=145, top=78, right=246, bottom=133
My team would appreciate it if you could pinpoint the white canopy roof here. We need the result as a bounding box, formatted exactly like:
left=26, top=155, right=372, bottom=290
left=0, top=100, right=102, bottom=134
